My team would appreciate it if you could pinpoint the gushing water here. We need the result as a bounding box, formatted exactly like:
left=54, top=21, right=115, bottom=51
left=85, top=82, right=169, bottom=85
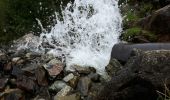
left=21, top=0, right=122, bottom=74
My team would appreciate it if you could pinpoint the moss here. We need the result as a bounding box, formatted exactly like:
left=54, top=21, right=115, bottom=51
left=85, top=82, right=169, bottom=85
left=122, top=27, right=141, bottom=41
left=126, top=11, right=139, bottom=22
left=121, top=27, right=157, bottom=42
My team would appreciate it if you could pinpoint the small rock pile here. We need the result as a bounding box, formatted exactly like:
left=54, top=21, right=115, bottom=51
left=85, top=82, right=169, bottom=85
left=0, top=47, right=121, bottom=100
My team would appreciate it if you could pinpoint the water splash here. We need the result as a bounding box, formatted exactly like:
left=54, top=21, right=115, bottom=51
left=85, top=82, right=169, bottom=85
left=24, top=0, right=122, bottom=74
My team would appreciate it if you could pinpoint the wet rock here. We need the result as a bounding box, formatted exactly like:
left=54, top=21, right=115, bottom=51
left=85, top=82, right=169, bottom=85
left=111, top=43, right=170, bottom=62
left=0, top=78, right=8, bottom=91
left=68, top=75, right=79, bottom=88
left=87, top=83, right=104, bottom=100
left=12, top=33, right=40, bottom=51
left=88, top=73, right=100, bottom=82
left=0, top=52, right=8, bottom=62
left=43, top=59, right=64, bottom=78
left=77, top=77, right=92, bottom=96
left=11, top=66, right=24, bottom=77
left=12, top=57, right=21, bottom=64
left=16, top=59, right=25, bottom=65
left=37, top=87, right=51, bottom=100
left=56, top=93, right=81, bottom=100
left=16, top=76, right=37, bottom=93
left=49, top=81, right=67, bottom=92
left=71, top=65, right=91, bottom=74
left=44, top=63, right=64, bottom=78
left=22, top=63, right=38, bottom=76
left=54, top=85, right=73, bottom=100
left=41, top=54, right=55, bottom=63
left=105, top=58, right=122, bottom=76
left=1, top=89, right=24, bottom=100
left=25, top=52, right=41, bottom=59
left=98, top=50, right=170, bottom=100
left=9, top=78, right=17, bottom=87
left=63, top=73, right=74, bottom=82
left=35, top=67, right=48, bottom=86
left=11, top=66, right=23, bottom=77
left=48, top=58, right=62, bottom=65
left=4, top=62, right=12, bottom=72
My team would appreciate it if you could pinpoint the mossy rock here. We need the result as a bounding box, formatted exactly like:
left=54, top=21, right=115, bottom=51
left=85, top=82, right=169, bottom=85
left=121, top=27, right=157, bottom=43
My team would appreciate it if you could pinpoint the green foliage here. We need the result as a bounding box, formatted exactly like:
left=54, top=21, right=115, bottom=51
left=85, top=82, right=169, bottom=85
left=122, top=27, right=141, bottom=41
left=125, top=10, right=139, bottom=22
left=0, top=0, right=65, bottom=44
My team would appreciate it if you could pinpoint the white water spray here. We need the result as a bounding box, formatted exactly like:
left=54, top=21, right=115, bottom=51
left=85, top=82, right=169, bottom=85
left=22, top=0, right=122, bottom=74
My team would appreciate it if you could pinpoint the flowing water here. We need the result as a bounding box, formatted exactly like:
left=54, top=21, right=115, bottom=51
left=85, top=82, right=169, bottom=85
left=20, top=0, right=122, bottom=74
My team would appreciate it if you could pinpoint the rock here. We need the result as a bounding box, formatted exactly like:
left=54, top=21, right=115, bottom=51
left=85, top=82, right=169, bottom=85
left=63, top=73, right=74, bottom=82
left=105, top=58, right=122, bottom=76
left=0, top=78, right=8, bottom=91
left=0, top=52, right=8, bottom=62
left=21, top=63, right=38, bottom=76
left=71, top=65, right=91, bottom=74
left=68, top=75, right=79, bottom=88
left=35, top=67, right=48, bottom=86
left=1, top=88, right=24, bottom=100
left=48, top=58, right=62, bottom=65
left=12, top=57, right=21, bottom=63
left=44, top=63, right=64, bottom=78
left=88, top=73, right=100, bottom=82
left=25, top=52, right=41, bottom=59
left=16, top=76, right=37, bottom=93
left=4, top=62, right=12, bottom=72
left=40, top=54, right=55, bottom=63
left=9, top=78, right=17, bottom=86
left=11, top=66, right=23, bottom=77
left=56, top=93, right=81, bottom=100
left=111, top=43, right=170, bottom=62
left=12, top=33, right=40, bottom=51
left=77, top=77, right=92, bottom=96
left=97, top=77, right=158, bottom=100
left=98, top=50, right=170, bottom=100
left=139, top=4, right=170, bottom=34
left=87, top=83, right=104, bottom=100
left=49, top=81, right=67, bottom=92
left=54, top=85, right=73, bottom=99
left=43, top=59, right=64, bottom=78
left=37, top=87, right=51, bottom=100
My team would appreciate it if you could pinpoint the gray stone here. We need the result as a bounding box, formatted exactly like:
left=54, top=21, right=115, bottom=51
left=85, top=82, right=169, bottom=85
left=105, top=58, right=122, bottom=76
left=63, top=73, right=74, bottom=82
left=55, top=93, right=81, bottom=100
left=77, top=77, right=91, bottom=96
left=98, top=50, right=170, bottom=100
left=49, top=81, right=67, bottom=92
left=88, top=73, right=100, bottom=82
left=12, top=57, right=21, bottom=63
left=0, top=78, right=8, bottom=91
left=54, top=85, right=73, bottom=100
left=68, top=75, right=79, bottom=88
left=35, top=67, right=48, bottom=86
left=71, top=65, right=91, bottom=74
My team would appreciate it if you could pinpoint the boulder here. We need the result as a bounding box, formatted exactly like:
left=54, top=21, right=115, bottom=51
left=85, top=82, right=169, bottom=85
left=111, top=43, right=170, bottom=62
left=98, top=50, right=170, bottom=100
left=139, top=4, right=170, bottom=34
